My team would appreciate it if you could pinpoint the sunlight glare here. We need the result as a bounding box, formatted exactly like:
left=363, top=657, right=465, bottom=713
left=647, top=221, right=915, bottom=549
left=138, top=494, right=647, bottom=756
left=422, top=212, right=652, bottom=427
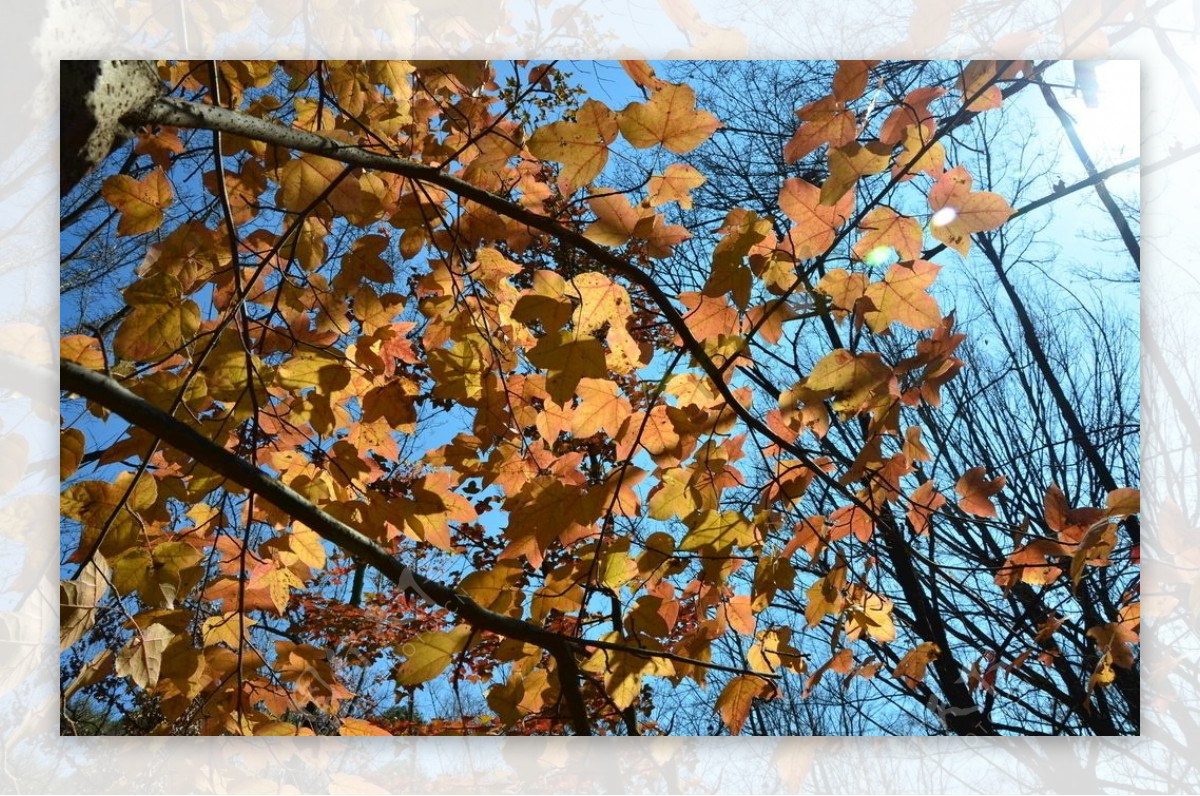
left=1061, top=61, right=1140, bottom=162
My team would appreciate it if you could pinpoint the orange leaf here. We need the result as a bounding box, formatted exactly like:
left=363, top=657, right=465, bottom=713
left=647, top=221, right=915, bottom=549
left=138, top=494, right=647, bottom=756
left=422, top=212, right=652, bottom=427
left=956, top=466, right=1006, bottom=518
left=101, top=169, right=173, bottom=235
left=783, top=96, right=857, bottom=163
left=906, top=480, right=946, bottom=535
left=572, top=378, right=631, bottom=437
left=648, top=163, right=706, bottom=209
left=620, top=60, right=668, bottom=92
left=779, top=177, right=852, bottom=259
left=833, top=60, right=876, bottom=102
left=893, top=642, right=940, bottom=688
left=852, top=206, right=924, bottom=264
left=862, top=260, right=942, bottom=332
left=928, top=165, right=1014, bottom=256
left=821, top=140, right=891, bottom=205
left=338, top=717, right=393, bottom=736
left=716, top=675, right=771, bottom=735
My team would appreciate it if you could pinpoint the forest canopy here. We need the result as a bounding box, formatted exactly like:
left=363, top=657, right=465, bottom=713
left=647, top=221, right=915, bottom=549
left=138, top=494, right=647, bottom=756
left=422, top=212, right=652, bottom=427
left=59, top=59, right=1140, bottom=737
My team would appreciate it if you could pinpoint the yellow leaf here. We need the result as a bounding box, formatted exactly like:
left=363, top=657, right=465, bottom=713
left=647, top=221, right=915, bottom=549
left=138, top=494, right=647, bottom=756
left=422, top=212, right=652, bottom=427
left=394, top=625, right=472, bottom=686
left=288, top=525, right=327, bottom=570
left=584, top=191, right=643, bottom=248
left=648, top=163, right=706, bottom=209
left=853, top=206, right=924, bottom=264
left=526, top=330, right=607, bottom=404
left=202, top=612, right=256, bottom=648
left=618, top=83, right=721, bottom=153
left=338, top=717, right=393, bottom=736
left=277, top=153, right=346, bottom=212
left=716, top=675, right=771, bottom=735
left=862, top=260, right=943, bottom=332
left=115, top=623, right=174, bottom=689
left=1106, top=488, right=1140, bottom=517
left=61, top=428, right=85, bottom=481
left=821, top=140, right=891, bottom=205
left=275, top=350, right=352, bottom=392
left=60, top=553, right=110, bottom=651
left=528, top=99, right=618, bottom=193
left=572, top=378, right=631, bottom=437
left=805, top=349, right=895, bottom=415
left=112, top=272, right=200, bottom=362
left=893, top=642, right=940, bottom=688
left=679, top=510, right=756, bottom=554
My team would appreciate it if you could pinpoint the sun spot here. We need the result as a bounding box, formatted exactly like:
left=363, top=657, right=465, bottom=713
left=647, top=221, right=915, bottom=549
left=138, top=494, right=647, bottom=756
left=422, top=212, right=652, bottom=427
left=931, top=207, right=957, bottom=227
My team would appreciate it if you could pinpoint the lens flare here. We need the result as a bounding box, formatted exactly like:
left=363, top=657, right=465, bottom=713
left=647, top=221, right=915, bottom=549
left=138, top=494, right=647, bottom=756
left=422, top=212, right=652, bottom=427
left=931, top=207, right=957, bottom=227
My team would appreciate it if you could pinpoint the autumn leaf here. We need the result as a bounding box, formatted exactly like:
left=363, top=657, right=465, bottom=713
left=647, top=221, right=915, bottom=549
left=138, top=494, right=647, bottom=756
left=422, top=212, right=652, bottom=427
left=101, top=169, right=173, bottom=235
left=906, top=480, right=947, bottom=535
left=806, top=349, right=896, bottom=415
left=115, top=623, right=174, bottom=689
left=526, top=330, right=607, bottom=404
left=821, top=140, right=891, bottom=205
left=60, top=553, right=110, bottom=651
left=112, top=272, right=200, bottom=361
left=716, top=675, right=772, bottom=735
left=339, top=717, right=393, bottom=736
left=618, top=83, right=721, bottom=153
left=528, top=99, right=618, bottom=192
left=956, top=466, right=1007, bottom=518
left=572, top=378, right=632, bottom=437
left=893, top=642, right=940, bottom=688
left=852, top=206, right=924, bottom=264
left=862, top=260, right=943, bottom=332
left=784, top=96, right=857, bottom=163
left=394, top=625, right=473, bottom=686
left=648, top=163, right=706, bottom=209
left=277, top=153, right=349, bottom=212
left=778, top=177, right=852, bottom=259
left=928, top=165, right=1014, bottom=255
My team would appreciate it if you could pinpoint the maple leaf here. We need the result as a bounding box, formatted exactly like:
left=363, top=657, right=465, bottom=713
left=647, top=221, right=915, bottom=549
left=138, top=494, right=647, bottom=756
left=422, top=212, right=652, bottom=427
left=821, top=140, right=891, bottom=205
left=716, top=675, right=772, bottom=735
left=956, top=466, right=1007, bottom=518
left=784, top=96, right=857, bottom=163
left=927, top=165, right=1014, bottom=255
left=862, top=260, right=943, bottom=332
left=394, top=625, right=473, bottom=686
left=618, top=83, right=721, bottom=153
left=101, top=169, right=173, bottom=235
left=572, top=378, right=632, bottom=437
left=805, top=349, right=896, bottom=416
left=906, top=480, right=947, bottom=535
left=778, top=177, right=853, bottom=259
left=60, top=554, right=110, bottom=651
left=832, top=60, right=877, bottom=102
left=648, top=163, right=706, bottom=208
left=115, top=623, right=174, bottom=689
left=339, top=717, right=393, bottom=736
left=893, top=642, right=940, bottom=688
left=526, top=330, right=608, bottom=405
left=527, top=99, right=618, bottom=193
left=112, top=272, right=200, bottom=362
left=277, top=153, right=357, bottom=213
left=852, top=206, right=924, bottom=264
